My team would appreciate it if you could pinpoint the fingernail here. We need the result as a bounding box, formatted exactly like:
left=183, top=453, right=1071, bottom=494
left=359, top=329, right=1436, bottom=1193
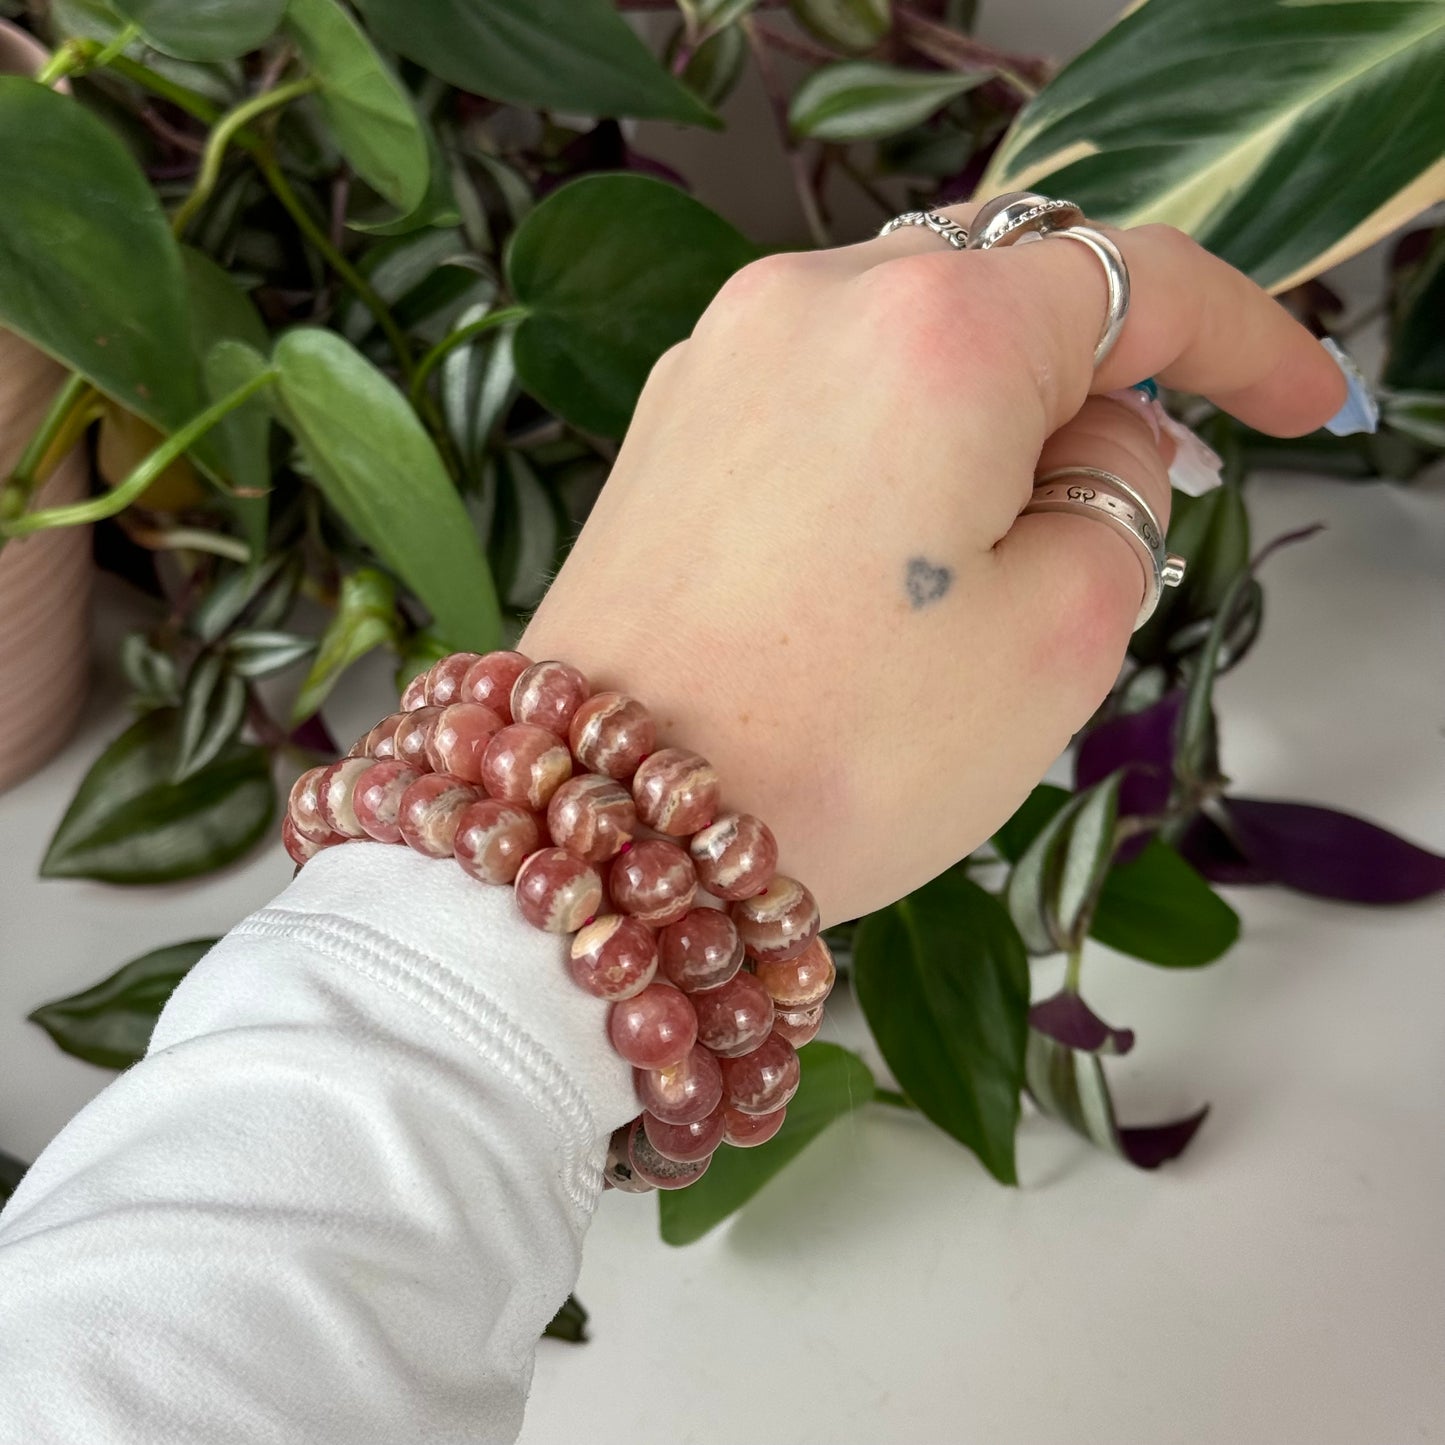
left=1321, top=338, right=1379, bottom=436
left=1131, top=377, right=1159, bottom=401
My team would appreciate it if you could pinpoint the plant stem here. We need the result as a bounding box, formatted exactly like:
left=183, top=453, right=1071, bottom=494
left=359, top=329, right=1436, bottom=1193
left=409, top=306, right=529, bottom=407
left=172, top=77, right=319, bottom=237
left=35, top=39, right=88, bottom=87
left=873, top=1087, right=918, bottom=1111
left=5, top=372, right=93, bottom=497
left=1063, top=946, right=1084, bottom=994
left=895, top=8, right=1045, bottom=98
left=118, top=517, right=253, bottom=563
left=104, top=53, right=222, bottom=125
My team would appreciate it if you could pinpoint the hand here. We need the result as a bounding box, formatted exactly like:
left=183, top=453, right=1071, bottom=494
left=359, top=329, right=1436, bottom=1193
left=520, top=205, right=1347, bottom=926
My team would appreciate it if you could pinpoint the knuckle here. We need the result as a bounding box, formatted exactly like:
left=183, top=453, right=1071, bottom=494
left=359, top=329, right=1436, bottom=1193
left=706, top=251, right=812, bottom=322
left=1034, top=554, right=1135, bottom=706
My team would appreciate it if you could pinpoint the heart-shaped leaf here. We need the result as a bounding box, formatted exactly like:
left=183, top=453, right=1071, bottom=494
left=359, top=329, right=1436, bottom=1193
left=1091, top=839, right=1240, bottom=968
left=292, top=567, right=399, bottom=721
left=789, top=61, right=988, bottom=143
left=111, top=0, right=286, bottom=59
left=855, top=873, right=1029, bottom=1184
left=658, top=1042, right=875, bottom=1245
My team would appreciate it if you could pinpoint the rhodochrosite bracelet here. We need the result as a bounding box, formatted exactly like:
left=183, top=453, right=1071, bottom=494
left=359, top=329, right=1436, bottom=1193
left=282, top=650, right=834, bottom=1193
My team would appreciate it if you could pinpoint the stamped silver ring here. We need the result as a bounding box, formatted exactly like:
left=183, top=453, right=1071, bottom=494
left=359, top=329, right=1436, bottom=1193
left=966, top=191, right=1083, bottom=250
left=1023, top=467, right=1186, bottom=630
left=878, top=210, right=969, bottom=250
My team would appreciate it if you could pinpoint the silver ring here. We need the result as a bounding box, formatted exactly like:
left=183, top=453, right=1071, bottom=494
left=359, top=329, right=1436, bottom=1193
left=878, top=210, right=969, bottom=250
left=1022, top=467, right=1186, bottom=630
left=1045, top=225, right=1130, bottom=366
left=966, top=191, right=1083, bottom=250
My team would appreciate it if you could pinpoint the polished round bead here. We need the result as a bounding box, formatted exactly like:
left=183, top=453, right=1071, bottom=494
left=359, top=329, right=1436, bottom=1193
left=426, top=703, right=506, bottom=782
left=511, top=659, right=590, bottom=735
left=514, top=847, right=603, bottom=933
left=754, top=934, right=835, bottom=1008
left=480, top=723, right=573, bottom=809
left=282, top=814, right=323, bottom=866
left=364, top=711, right=405, bottom=760
left=425, top=651, right=483, bottom=708
left=461, top=650, right=532, bottom=722
left=689, top=812, right=778, bottom=900
left=643, top=1105, right=726, bottom=1164
left=287, top=765, right=335, bottom=844
left=547, top=773, right=637, bottom=862
left=604, top=1125, right=655, bottom=1194
left=393, top=706, right=442, bottom=772
left=692, top=970, right=775, bottom=1058
left=607, top=983, right=698, bottom=1070
left=722, top=1103, right=786, bottom=1148
left=608, top=839, right=697, bottom=927
left=658, top=908, right=744, bottom=994
left=568, top=691, right=655, bottom=781
left=635, top=1045, right=723, bottom=1125
left=317, top=757, right=372, bottom=838
left=773, top=1002, right=824, bottom=1048
left=732, top=875, right=820, bottom=965
left=626, top=1116, right=711, bottom=1190
left=397, top=773, right=482, bottom=858
left=399, top=671, right=428, bottom=712
left=454, top=799, right=541, bottom=885
left=568, top=914, right=658, bottom=1000
left=720, top=1032, right=800, bottom=1115
left=352, top=759, right=422, bottom=843
left=631, top=747, right=720, bottom=836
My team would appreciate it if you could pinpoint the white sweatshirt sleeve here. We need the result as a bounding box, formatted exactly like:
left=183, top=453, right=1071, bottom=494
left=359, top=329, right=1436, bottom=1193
left=0, top=842, right=640, bottom=1445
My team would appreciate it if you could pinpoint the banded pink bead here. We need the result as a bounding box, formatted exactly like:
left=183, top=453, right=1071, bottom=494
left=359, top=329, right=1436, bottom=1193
left=568, top=914, right=658, bottom=1000
left=514, top=847, right=603, bottom=933
left=480, top=723, right=572, bottom=809
left=643, top=1106, right=726, bottom=1163
left=658, top=907, right=744, bottom=994
left=363, top=711, right=405, bottom=760
left=397, top=773, right=482, bottom=858
left=722, top=1103, right=786, bottom=1148
left=626, top=1116, right=711, bottom=1190
left=608, top=839, right=697, bottom=927
left=688, top=812, right=778, bottom=901
left=287, top=765, right=338, bottom=845
left=547, top=773, right=637, bottom=862
left=454, top=799, right=541, bottom=885
left=399, top=671, right=428, bottom=712
left=461, top=650, right=532, bottom=722
left=424, top=651, right=482, bottom=708
left=773, top=1002, right=824, bottom=1048
left=753, top=934, right=835, bottom=1008
left=631, top=747, right=719, bottom=835
left=426, top=702, right=505, bottom=782
left=352, top=759, right=422, bottom=844
left=317, top=757, right=372, bottom=839
left=732, top=875, right=820, bottom=965
left=511, top=659, right=590, bottom=736
left=692, top=970, right=775, bottom=1058
left=720, top=1032, right=800, bottom=1115
left=634, top=1044, right=723, bottom=1125
left=607, top=982, right=698, bottom=1069
left=393, top=706, right=442, bottom=772
left=568, top=691, right=655, bottom=781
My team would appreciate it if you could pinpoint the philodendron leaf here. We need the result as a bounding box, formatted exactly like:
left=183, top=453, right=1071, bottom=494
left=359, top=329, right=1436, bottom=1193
left=658, top=1043, right=874, bottom=1245
left=854, top=874, right=1029, bottom=1184
left=0, top=80, right=199, bottom=432
left=983, top=0, right=1445, bottom=290
left=1091, top=840, right=1240, bottom=968
left=270, top=328, right=501, bottom=650
left=351, top=0, right=715, bottom=127
left=507, top=174, right=757, bottom=437
left=292, top=567, right=399, bottom=722
left=111, top=0, right=286, bottom=59
left=542, top=1294, right=589, bottom=1343
left=29, top=939, right=215, bottom=1070
left=789, top=62, right=988, bottom=143
left=284, top=0, right=429, bottom=215
left=41, top=710, right=275, bottom=884
left=0, top=1151, right=26, bottom=1205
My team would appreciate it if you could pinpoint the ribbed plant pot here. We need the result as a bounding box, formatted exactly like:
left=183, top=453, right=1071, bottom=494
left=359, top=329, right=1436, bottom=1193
left=0, top=19, right=91, bottom=792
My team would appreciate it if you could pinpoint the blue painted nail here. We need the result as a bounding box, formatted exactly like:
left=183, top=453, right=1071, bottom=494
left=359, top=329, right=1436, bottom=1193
left=1321, top=338, right=1379, bottom=436
left=1131, top=377, right=1159, bottom=400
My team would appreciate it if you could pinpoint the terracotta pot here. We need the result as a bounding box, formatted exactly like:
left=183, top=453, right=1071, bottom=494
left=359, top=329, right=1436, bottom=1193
left=0, top=20, right=91, bottom=792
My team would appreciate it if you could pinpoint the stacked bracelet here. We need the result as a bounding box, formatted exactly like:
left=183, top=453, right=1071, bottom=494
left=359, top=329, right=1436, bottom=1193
left=283, top=650, right=834, bottom=1195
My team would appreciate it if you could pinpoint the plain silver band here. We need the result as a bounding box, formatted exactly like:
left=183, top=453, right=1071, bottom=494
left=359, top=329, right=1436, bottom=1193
left=878, top=210, right=969, bottom=250
left=1045, top=225, right=1130, bottom=366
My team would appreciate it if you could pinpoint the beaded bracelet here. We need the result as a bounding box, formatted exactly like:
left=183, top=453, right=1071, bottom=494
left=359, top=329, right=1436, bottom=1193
left=282, top=650, right=834, bottom=1194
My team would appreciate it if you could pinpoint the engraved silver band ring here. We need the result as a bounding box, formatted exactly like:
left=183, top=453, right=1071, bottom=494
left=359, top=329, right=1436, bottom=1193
left=877, top=210, right=969, bottom=249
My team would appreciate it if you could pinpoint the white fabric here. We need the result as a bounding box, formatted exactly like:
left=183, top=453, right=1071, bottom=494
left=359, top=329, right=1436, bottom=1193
left=0, top=843, right=639, bottom=1444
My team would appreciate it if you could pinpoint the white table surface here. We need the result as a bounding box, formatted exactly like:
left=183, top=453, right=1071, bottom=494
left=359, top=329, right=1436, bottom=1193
left=2, top=471, right=1442, bottom=1444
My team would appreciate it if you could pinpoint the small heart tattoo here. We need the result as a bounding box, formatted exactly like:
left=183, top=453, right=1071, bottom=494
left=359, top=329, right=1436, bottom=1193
left=905, top=556, right=953, bottom=610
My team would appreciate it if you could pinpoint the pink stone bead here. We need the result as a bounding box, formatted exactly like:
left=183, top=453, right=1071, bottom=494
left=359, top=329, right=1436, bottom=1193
left=318, top=757, right=372, bottom=839
left=773, top=1002, right=824, bottom=1048
left=393, top=705, right=442, bottom=772
left=754, top=934, right=835, bottom=1008
left=547, top=773, right=637, bottom=862
left=397, top=773, right=482, bottom=858
left=732, top=875, right=820, bottom=965
left=568, top=691, right=655, bottom=781
left=635, top=1044, right=723, bottom=1125
left=352, top=759, right=422, bottom=843
left=461, top=650, right=532, bottom=722
left=287, top=766, right=339, bottom=845
left=607, top=982, right=698, bottom=1069
left=658, top=908, right=744, bottom=994
left=568, top=914, right=658, bottom=1000
left=604, top=1125, right=656, bottom=1193
left=608, top=839, right=697, bottom=927
left=426, top=702, right=505, bottom=782
left=454, top=799, right=541, bottom=885
left=643, top=1105, right=726, bottom=1163
left=399, top=671, right=428, bottom=711
left=720, top=1032, right=800, bottom=1115
left=480, top=723, right=572, bottom=809
left=692, top=970, right=775, bottom=1058
left=723, top=1103, right=786, bottom=1148
left=511, top=659, right=590, bottom=735
left=424, top=651, right=483, bottom=708
left=626, top=1116, right=711, bottom=1190
left=282, top=814, right=322, bottom=866
left=514, top=846, right=603, bottom=933
left=689, top=812, right=778, bottom=901
left=364, top=711, right=405, bottom=760
left=631, top=747, right=720, bottom=836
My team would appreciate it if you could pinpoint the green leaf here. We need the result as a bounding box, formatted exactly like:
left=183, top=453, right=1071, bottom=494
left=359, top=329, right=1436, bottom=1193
left=658, top=1042, right=875, bottom=1245
left=111, top=0, right=286, bottom=59
left=270, top=327, right=501, bottom=649
left=488, top=453, right=561, bottom=611
left=226, top=630, right=316, bottom=679
left=0, top=1151, right=27, bottom=1205
left=284, top=0, right=429, bottom=215
left=991, top=782, right=1070, bottom=864
left=292, top=567, right=399, bottom=721
left=174, top=653, right=248, bottom=782
left=1025, top=1028, right=1120, bottom=1155
left=351, top=0, right=715, bottom=127
left=1175, top=570, right=1254, bottom=789
left=120, top=631, right=180, bottom=708
left=442, top=306, right=517, bottom=477
left=1383, top=390, right=1445, bottom=449
left=789, top=0, right=891, bottom=53
left=984, top=0, right=1445, bottom=290
left=1386, top=230, right=1445, bottom=392
left=1055, top=775, right=1121, bottom=945
left=790, top=61, right=988, bottom=143
left=854, top=874, right=1029, bottom=1184
left=1092, top=840, right=1240, bottom=968
left=673, top=23, right=747, bottom=110
left=41, top=710, right=275, bottom=884
left=0, top=80, right=200, bottom=432
left=348, top=122, right=461, bottom=236
left=507, top=174, right=756, bottom=437
left=542, top=1293, right=589, bottom=1343
left=28, top=939, right=214, bottom=1069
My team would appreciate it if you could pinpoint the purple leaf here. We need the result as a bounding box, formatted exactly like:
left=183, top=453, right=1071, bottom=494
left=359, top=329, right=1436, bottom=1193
left=1029, top=991, right=1135, bottom=1055
left=1178, top=811, right=1277, bottom=886
left=1118, top=1105, right=1210, bottom=1170
left=288, top=713, right=338, bottom=758
left=1075, top=690, right=1184, bottom=860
